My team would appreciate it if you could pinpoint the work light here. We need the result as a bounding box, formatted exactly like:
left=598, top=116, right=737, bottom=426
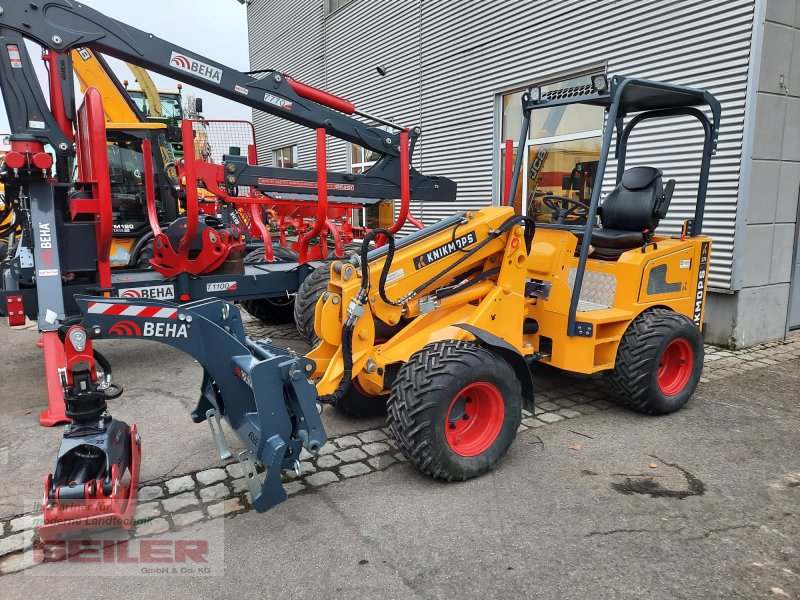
left=591, top=74, right=609, bottom=93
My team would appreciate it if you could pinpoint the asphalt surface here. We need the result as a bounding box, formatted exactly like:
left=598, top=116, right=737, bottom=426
left=1, top=324, right=798, bottom=597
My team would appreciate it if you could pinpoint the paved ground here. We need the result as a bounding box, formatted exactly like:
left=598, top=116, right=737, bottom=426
left=0, top=317, right=799, bottom=598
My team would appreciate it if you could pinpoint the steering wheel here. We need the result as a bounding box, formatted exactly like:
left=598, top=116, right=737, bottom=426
left=542, top=194, right=590, bottom=224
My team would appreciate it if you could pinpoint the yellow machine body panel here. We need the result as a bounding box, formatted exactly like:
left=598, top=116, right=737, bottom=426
left=126, top=65, right=163, bottom=117
left=71, top=48, right=140, bottom=123
left=308, top=206, right=711, bottom=397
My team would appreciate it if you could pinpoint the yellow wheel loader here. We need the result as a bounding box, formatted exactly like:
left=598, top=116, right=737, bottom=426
left=301, top=75, right=720, bottom=479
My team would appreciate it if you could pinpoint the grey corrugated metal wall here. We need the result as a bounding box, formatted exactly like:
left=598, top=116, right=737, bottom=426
left=248, top=0, right=756, bottom=290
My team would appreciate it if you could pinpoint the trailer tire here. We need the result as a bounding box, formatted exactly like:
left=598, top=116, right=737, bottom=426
left=293, top=241, right=372, bottom=345
left=240, top=295, right=295, bottom=325
left=135, top=244, right=154, bottom=270
left=239, top=246, right=301, bottom=324
left=388, top=340, right=522, bottom=481
left=244, top=245, right=299, bottom=264
left=607, top=308, right=704, bottom=415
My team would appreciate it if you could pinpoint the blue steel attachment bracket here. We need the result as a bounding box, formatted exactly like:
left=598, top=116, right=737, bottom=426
left=73, top=295, right=327, bottom=513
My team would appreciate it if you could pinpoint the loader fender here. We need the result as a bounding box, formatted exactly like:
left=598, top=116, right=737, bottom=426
left=454, top=324, right=534, bottom=413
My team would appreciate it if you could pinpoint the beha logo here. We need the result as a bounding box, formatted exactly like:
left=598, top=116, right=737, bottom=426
left=169, top=51, right=222, bottom=83
left=108, top=321, right=142, bottom=337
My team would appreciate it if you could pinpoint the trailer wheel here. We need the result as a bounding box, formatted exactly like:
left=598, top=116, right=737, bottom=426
left=135, top=244, right=154, bottom=270
left=607, top=308, right=704, bottom=415
left=334, top=379, right=388, bottom=418
left=388, top=340, right=522, bottom=481
left=294, top=241, right=372, bottom=345
left=240, top=295, right=295, bottom=324
left=240, top=246, right=300, bottom=324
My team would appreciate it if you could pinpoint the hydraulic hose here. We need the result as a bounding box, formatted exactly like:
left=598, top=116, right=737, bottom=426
left=374, top=214, right=535, bottom=308
left=318, top=232, right=385, bottom=405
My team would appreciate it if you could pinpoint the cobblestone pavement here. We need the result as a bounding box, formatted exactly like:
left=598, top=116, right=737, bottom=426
left=2, top=321, right=798, bottom=575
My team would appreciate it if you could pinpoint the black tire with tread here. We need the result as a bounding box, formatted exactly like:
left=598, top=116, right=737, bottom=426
left=244, top=245, right=299, bottom=264
left=607, top=307, right=704, bottom=415
left=293, top=241, right=371, bottom=345
left=240, top=295, right=295, bottom=324
left=387, top=340, right=522, bottom=481
left=240, top=246, right=301, bottom=324
left=293, top=263, right=332, bottom=344
left=135, top=244, right=154, bottom=270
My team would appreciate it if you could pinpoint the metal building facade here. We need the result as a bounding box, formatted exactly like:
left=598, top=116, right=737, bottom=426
left=247, top=0, right=800, bottom=346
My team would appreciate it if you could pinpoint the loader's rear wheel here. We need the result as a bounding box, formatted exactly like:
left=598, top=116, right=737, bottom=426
left=387, top=340, right=522, bottom=480
left=294, top=241, right=373, bottom=345
left=607, top=308, right=704, bottom=415
left=240, top=246, right=300, bottom=325
left=334, top=379, right=388, bottom=418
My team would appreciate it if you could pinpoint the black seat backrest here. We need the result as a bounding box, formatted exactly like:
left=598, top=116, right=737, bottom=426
left=600, top=166, right=674, bottom=232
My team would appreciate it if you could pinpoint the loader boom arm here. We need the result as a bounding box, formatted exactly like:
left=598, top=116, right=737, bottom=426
left=0, top=1, right=456, bottom=201
left=0, top=1, right=400, bottom=155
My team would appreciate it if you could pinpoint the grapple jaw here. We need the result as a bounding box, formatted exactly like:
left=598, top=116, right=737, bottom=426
left=40, top=421, right=141, bottom=542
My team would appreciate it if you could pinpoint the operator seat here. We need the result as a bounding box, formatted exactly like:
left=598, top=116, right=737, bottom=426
left=576, top=166, right=675, bottom=260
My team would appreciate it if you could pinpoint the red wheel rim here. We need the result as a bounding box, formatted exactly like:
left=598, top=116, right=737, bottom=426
left=444, top=382, right=505, bottom=457
left=658, top=338, right=693, bottom=396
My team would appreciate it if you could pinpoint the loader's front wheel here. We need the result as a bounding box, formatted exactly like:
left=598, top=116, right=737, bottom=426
left=607, top=308, right=704, bottom=415
left=388, top=340, right=522, bottom=481
left=293, top=263, right=331, bottom=345
left=294, top=241, right=374, bottom=345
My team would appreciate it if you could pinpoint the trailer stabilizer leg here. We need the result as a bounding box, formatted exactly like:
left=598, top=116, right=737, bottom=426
left=206, top=408, right=233, bottom=461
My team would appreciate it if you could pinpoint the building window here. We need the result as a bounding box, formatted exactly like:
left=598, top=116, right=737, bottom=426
left=499, top=74, right=604, bottom=220
left=350, top=144, right=382, bottom=174
left=348, top=124, right=393, bottom=228
left=328, top=0, right=355, bottom=14
left=273, top=145, right=298, bottom=168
